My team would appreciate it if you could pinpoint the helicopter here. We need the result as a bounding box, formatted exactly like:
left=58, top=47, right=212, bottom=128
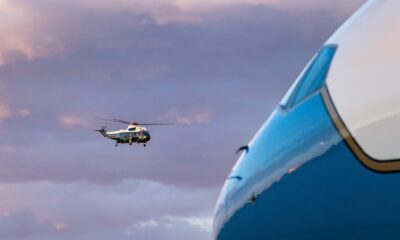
left=95, top=118, right=173, bottom=147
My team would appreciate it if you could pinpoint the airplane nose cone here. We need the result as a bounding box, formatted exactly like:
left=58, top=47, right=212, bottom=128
left=214, top=89, right=400, bottom=240
left=214, top=44, right=343, bottom=240
left=213, top=92, right=343, bottom=240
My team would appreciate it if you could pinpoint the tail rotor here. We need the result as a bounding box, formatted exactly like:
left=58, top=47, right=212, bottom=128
left=95, top=125, right=107, bottom=137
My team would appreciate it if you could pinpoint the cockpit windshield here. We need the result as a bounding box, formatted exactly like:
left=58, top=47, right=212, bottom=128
left=280, top=44, right=337, bottom=110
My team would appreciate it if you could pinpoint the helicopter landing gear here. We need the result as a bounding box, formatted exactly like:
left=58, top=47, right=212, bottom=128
left=129, top=138, right=132, bottom=145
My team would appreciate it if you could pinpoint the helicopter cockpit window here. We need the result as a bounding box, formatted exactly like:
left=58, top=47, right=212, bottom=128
left=280, top=44, right=337, bottom=110
left=128, top=127, right=136, bottom=131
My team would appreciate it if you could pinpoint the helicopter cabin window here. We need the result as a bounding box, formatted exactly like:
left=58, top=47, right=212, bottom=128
left=128, top=127, right=136, bottom=131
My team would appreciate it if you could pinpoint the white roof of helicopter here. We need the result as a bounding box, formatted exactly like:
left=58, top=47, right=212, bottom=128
left=106, top=125, right=146, bottom=134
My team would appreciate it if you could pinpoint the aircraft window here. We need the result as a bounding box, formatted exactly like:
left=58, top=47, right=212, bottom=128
left=280, top=44, right=337, bottom=109
left=128, top=127, right=136, bottom=131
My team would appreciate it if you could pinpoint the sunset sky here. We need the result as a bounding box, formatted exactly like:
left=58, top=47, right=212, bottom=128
left=0, top=0, right=364, bottom=239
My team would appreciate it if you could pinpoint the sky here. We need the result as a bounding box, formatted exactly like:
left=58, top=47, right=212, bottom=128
left=0, top=0, right=364, bottom=239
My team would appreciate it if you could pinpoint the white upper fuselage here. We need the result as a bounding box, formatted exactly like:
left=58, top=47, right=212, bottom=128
left=105, top=125, right=149, bottom=143
left=325, top=0, right=400, bottom=161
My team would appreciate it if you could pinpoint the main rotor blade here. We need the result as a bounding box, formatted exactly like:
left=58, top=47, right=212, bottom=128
left=95, top=118, right=174, bottom=126
left=94, top=117, right=131, bottom=125
left=138, top=123, right=175, bottom=126
left=112, top=118, right=131, bottom=124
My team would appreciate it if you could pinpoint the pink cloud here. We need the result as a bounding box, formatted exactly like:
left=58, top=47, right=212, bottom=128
left=59, top=115, right=88, bottom=128
left=177, top=112, right=211, bottom=125
left=0, top=144, right=14, bottom=154
left=163, top=109, right=211, bottom=125
left=0, top=103, right=12, bottom=120
left=0, top=1, right=65, bottom=65
left=18, top=108, right=31, bottom=117
left=0, top=0, right=364, bottom=65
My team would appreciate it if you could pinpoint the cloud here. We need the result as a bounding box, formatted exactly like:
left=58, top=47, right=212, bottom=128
left=59, top=115, right=88, bottom=128
left=268, top=0, right=365, bottom=14
left=0, top=0, right=365, bottom=65
left=0, top=0, right=65, bottom=65
left=178, top=215, right=213, bottom=232
left=0, top=180, right=216, bottom=240
left=162, top=109, right=211, bottom=125
left=0, top=104, right=31, bottom=120
left=0, top=144, right=14, bottom=154
left=0, top=103, right=12, bottom=120
left=126, top=215, right=212, bottom=240
left=0, top=211, right=58, bottom=239
left=17, top=108, right=31, bottom=117
left=177, top=112, right=211, bottom=124
left=130, top=215, right=212, bottom=233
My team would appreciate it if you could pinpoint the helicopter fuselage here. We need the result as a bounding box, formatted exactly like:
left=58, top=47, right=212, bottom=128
left=98, top=125, right=151, bottom=146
